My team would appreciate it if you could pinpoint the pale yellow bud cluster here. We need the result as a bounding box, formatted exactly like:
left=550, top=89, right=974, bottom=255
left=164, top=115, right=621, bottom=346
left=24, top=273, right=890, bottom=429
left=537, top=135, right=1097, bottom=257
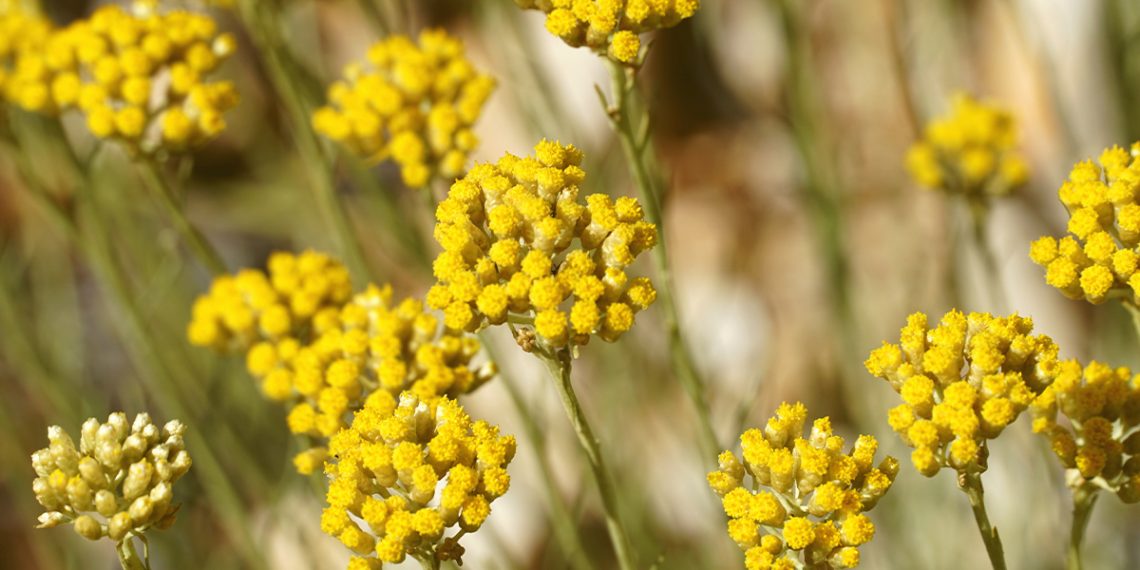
left=866, top=311, right=1059, bottom=476
left=187, top=250, right=353, bottom=352
left=514, top=0, right=700, bottom=64
left=1030, top=144, right=1140, bottom=305
left=32, top=413, right=191, bottom=544
left=312, top=29, right=495, bottom=189
left=1030, top=359, right=1140, bottom=502
left=427, top=139, right=658, bottom=348
left=3, top=4, right=238, bottom=152
left=245, top=284, right=496, bottom=474
left=707, top=402, right=898, bottom=570
left=906, top=93, right=1028, bottom=197
left=321, top=393, right=516, bottom=568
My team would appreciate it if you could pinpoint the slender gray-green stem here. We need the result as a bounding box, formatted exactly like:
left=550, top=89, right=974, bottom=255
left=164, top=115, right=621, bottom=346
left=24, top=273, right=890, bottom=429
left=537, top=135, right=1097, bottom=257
left=603, top=59, right=719, bottom=462
left=959, top=470, right=1008, bottom=570
left=535, top=347, right=636, bottom=570
left=116, top=536, right=150, bottom=570
left=136, top=157, right=227, bottom=277
left=1067, top=483, right=1099, bottom=570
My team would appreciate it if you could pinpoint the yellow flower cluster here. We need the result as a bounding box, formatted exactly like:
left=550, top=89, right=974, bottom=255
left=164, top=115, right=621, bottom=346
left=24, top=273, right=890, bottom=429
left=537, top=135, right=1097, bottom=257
left=245, top=284, right=497, bottom=473
left=32, top=413, right=191, bottom=543
left=3, top=4, right=238, bottom=151
left=514, top=0, right=701, bottom=64
left=312, top=30, right=495, bottom=189
left=906, top=93, right=1028, bottom=197
left=427, top=139, right=658, bottom=348
left=0, top=8, right=52, bottom=105
left=321, top=393, right=515, bottom=568
left=707, top=402, right=898, bottom=570
left=187, top=250, right=354, bottom=352
left=1029, top=144, right=1140, bottom=305
left=1030, top=360, right=1140, bottom=502
left=865, top=311, right=1059, bottom=476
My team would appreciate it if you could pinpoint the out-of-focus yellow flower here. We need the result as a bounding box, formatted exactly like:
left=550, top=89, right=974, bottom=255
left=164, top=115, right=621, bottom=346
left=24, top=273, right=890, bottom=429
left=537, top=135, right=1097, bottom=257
left=4, top=4, right=238, bottom=151
left=312, top=29, right=495, bottom=189
left=1029, top=143, right=1140, bottom=305
left=187, top=250, right=353, bottom=352
left=322, top=393, right=515, bottom=568
left=0, top=7, right=53, bottom=107
left=1030, top=359, right=1140, bottom=502
left=708, top=402, right=898, bottom=569
left=246, top=283, right=497, bottom=472
left=866, top=310, right=1059, bottom=476
left=514, top=0, right=700, bottom=65
left=32, top=413, right=191, bottom=543
left=426, top=139, right=658, bottom=348
left=906, top=93, right=1028, bottom=198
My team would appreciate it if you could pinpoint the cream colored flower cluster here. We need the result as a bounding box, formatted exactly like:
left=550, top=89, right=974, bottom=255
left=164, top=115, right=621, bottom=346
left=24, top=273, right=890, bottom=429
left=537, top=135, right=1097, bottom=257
left=32, top=413, right=191, bottom=543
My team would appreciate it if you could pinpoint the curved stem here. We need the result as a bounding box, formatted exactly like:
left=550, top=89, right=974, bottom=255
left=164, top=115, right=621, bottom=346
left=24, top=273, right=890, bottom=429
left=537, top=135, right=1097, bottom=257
left=959, top=471, right=1008, bottom=570
left=1068, top=484, right=1099, bottom=570
left=966, top=199, right=1007, bottom=311
left=604, top=59, right=719, bottom=462
left=538, top=349, right=636, bottom=570
left=136, top=157, right=227, bottom=277
left=115, top=537, right=151, bottom=570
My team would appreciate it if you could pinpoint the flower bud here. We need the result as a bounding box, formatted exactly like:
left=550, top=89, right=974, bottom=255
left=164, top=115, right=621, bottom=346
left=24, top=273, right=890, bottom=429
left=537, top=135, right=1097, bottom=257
left=47, top=426, right=79, bottom=473
left=122, top=460, right=154, bottom=501
left=31, top=449, right=54, bottom=478
left=36, top=512, right=66, bottom=528
left=108, top=511, right=132, bottom=541
left=74, top=515, right=104, bottom=541
left=95, top=489, right=118, bottom=517
left=66, top=476, right=94, bottom=511
left=128, top=496, right=154, bottom=525
left=78, top=457, right=105, bottom=489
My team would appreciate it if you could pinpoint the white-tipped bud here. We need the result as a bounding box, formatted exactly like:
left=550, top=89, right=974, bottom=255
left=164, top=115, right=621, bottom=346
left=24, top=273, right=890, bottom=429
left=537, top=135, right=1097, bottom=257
left=122, top=460, right=154, bottom=501
left=95, top=489, right=118, bottom=517
left=31, top=449, right=54, bottom=477
left=163, top=420, right=186, bottom=439
left=149, top=482, right=172, bottom=508
left=106, top=413, right=128, bottom=440
left=80, top=418, right=100, bottom=454
left=47, top=426, right=79, bottom=473
left=122, top=434, right=147, bottom=462
left=131, top=413, right=151, bottom=434
left=36, top=511, right=66, bottom=528
left=74, top=515, right=104, bottom=541
left=170, top=450, right=192, bottom=479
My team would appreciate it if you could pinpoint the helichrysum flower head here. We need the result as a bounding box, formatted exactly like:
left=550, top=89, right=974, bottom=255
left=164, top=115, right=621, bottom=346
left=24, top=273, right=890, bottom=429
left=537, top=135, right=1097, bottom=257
left=322, top=393, right=516, bottom=568
left=514, top=0, right=701, bottom=65
left=708, top=402, right=898, bottom=569
left=1029, top=143, right=1140, bottom=305
left=6, top=4, right=238, bottom=151
left=312, top=29, right=495, bottom=189
left=187, top=250, right=353, bottom=352
left=1030, top=359, right=1140, bottom=502
left=426, top=139, right=658, bottom=348
left=906, top=93, right=1028, bottom=197
left=865, top=310, right=1059, bottom=476
left=0, top=8, right=53, bottom=106
left=246, top=284, right=497, bottom=473
left=32, top=412, right=191, bottom=543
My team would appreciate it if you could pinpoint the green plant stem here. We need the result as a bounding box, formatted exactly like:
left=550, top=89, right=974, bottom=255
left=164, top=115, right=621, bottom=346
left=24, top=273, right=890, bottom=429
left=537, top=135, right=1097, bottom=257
left=1124, top=301, right=1140, bottom=349
left=482, top=337, right=592, bottom=570
left=237, top=0, right=374, bottom=283
left=966, top=199, right=1007, bottom=310
left=1067, top=484, right=1099, bottom=570
left=116, top=537, right=150, bottom=570
left=604, top=59, right=719, bottom=462
left=537, top=348, right=636, bottom=570
left=136, top=157, right=227, bottom=277
left=959, top=471, right=1008, bottom=570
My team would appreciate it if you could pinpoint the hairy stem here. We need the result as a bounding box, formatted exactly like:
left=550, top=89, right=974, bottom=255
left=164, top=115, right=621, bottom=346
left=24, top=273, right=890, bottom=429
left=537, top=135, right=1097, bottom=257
left=959, top=471, right=1007, bottom=570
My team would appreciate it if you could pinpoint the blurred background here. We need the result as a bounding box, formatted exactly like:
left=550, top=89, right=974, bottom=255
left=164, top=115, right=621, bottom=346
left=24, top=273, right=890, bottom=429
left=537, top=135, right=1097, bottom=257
left=4, top=0, right=1140, bottom=568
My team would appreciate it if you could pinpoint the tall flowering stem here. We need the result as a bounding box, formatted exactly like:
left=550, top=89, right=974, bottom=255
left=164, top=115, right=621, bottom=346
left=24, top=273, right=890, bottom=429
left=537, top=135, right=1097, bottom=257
left=959, top=470, right=1007, bottom=570
left=1067, top=483, right=1098, bottom=570
left=136, top=157, right=226, bottom=276
left=603, top=59, right=719, bottom=461
left=535, top=345, right=636, bottom=570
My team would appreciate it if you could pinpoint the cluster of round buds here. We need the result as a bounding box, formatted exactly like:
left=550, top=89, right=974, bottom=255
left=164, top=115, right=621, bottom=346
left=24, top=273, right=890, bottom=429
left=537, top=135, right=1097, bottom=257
left=905, top=93, right=1028, bottom=198
left=427, top=140, right=658, bottom=349
left=4, top=4, right=238, bottom=152
left=1030, top=360, right=1140, bottom=502
left=32, top=413, right=191, bottom=543
left=707, top=402, right=898, bottom=570
left=865, top=310, right=1059, bottom=477
left=321, top=393, right=516, bottom=568
left=0, top=8, right=52, bottom=106
left=312, top=29, right=495, bottom=189
left=244, top=284, right=496, bottom=474
left=514, top=0, right=700, bottom=64
left=187, top=250, right=353, bottom=352
left=1029, top=144, right=1140, bottom=305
